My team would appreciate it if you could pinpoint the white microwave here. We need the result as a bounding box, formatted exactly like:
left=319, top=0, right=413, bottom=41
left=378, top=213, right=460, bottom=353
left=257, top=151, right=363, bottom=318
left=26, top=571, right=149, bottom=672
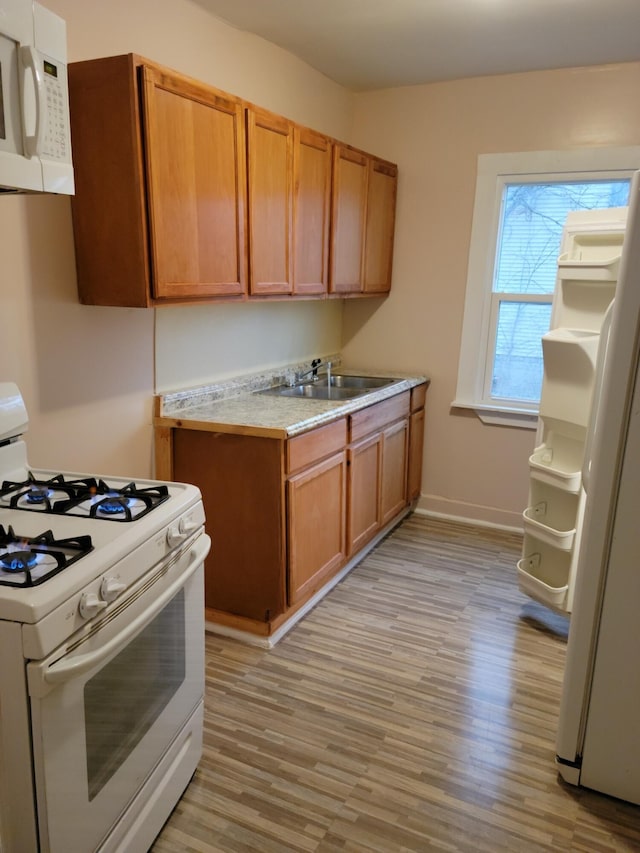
left=0, top=0, right=73, bottom=194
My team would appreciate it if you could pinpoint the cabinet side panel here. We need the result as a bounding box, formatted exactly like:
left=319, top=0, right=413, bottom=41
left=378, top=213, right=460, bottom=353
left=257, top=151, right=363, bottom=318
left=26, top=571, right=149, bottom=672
left=69, top=55, right=151, bottom=307
left=173, top=430, right=285, bottom=621
left=408, top=408, right=425, bottom=501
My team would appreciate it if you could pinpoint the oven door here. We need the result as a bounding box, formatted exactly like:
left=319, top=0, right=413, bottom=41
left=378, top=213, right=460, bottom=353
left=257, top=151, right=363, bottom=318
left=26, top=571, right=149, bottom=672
left=26, top=532, right=210, bottom=853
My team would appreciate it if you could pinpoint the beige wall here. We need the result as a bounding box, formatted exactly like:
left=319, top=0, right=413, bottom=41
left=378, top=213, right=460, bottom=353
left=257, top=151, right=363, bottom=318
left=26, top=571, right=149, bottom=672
left=344, top=62, right=640, bottom=527
left=3, top=0, right=353, bottom=476
left=5, top=0, right=638, bottom=524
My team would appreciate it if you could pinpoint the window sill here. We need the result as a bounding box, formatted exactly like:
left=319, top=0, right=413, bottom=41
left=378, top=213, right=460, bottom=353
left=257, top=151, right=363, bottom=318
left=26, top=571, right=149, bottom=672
left=451, top=400, right=538, bottom=429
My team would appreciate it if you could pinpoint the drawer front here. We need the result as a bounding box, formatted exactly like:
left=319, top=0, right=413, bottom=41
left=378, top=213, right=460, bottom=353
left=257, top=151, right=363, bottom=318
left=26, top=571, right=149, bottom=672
left=287, top=418, right=347, bottom=474
left=410, top=383, right=427, bottom=413
left=349, top=391, right=410, bottom=443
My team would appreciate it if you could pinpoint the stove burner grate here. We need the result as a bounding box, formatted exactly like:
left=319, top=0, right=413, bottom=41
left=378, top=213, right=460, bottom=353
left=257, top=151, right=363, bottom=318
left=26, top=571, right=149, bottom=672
left=0, top=475, right=170, bottom=521
left=0, top=526, right=94, bottom=587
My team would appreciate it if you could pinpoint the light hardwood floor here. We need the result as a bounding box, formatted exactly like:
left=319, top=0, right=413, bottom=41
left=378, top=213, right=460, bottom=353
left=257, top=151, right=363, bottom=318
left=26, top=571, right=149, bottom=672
left=152, top=515, right=640, bottom=852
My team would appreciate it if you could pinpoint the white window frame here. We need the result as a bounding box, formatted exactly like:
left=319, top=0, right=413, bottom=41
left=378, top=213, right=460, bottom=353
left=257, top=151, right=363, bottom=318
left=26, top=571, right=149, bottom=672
left=453, top=147, right=640, bottom=428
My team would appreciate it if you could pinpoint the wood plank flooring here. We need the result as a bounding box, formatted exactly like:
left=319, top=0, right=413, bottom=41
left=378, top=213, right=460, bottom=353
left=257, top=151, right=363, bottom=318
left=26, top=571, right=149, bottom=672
left=152, top=515, right=640, bottom=852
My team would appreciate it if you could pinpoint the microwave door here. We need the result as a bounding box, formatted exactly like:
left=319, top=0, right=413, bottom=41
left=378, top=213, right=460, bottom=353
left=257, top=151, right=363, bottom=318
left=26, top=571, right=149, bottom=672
left=0, top=32, right=43, bottom=192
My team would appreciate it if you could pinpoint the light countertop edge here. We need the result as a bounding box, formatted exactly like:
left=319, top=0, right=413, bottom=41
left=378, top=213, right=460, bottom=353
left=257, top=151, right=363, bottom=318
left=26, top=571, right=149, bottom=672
left=154, top=371, right=430, bottom=438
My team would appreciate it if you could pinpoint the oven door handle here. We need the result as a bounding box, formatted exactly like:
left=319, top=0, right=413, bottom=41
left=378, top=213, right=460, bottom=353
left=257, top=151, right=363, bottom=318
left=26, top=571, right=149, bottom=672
left=42, top=534, right=210, bottom=687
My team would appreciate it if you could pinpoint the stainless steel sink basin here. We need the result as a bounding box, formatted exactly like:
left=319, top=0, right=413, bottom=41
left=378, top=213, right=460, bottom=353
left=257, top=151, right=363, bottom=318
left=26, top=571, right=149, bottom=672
left=256, top=375, right=398, bottom=400
left=258, top=384, right=365, bottom=400
left=316, top=375, right=396, bottom=390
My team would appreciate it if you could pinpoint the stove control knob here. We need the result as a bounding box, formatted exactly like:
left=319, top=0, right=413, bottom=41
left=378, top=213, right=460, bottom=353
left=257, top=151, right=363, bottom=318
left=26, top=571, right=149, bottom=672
left=179, top=516, right=199, bottom=536
left=166, top=525, right=182, bottom=547
left=100, top=577, right=126, bottom=602
left=79, top=592, right=108, bottom=620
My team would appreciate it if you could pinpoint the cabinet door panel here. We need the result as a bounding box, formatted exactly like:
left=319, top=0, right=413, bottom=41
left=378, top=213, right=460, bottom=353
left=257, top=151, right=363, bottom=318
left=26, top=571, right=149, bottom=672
left=293, top=128, right=331, bottom=295
left=288, top=452, right=347, bottom=605
left=364, top=160, right=398, bottom=294
left=381, top=420, right=409, bottom=525
left=348, top=434, right=382, bottom=555
left=142, top=67, right=247, bottom=299
left=330, top=146, right=368, bottom=294
left=247, top=108, right=293, bottom=295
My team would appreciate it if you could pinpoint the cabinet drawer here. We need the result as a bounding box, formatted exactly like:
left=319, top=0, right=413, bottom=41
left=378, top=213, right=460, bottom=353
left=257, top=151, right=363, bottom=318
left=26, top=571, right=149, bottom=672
left=349, top=391, right=410, bottom=443
left=411, top=383, right=427, bottom=413
left=287, top=418, right=347, bottom=474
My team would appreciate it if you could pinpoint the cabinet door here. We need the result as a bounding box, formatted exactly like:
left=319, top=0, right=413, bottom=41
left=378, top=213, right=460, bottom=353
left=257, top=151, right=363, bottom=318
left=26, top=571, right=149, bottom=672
left=293, top=127, right=331, bottom=295
left=363, top=159, right=398, bottom=294
left=141, top=66, right=247, bottom=300
left=380, top=419, right=409, bottom=525
left=347, top=433, right=382, bottom=555
left=247, top=107, right=294, bottom=295
left=408, top=408, right=425, bottom=501
left=330, top=145, right=368, bottom=294
left=288, top=451, right=347, bottom=605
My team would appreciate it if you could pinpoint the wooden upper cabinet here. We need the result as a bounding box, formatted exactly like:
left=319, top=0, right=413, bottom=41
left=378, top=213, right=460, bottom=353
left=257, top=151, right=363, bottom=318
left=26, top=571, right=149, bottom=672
left=329, top=145, right=368, bottom=294
left=69, top=54, right=247, bottom=306
left=246, top=107, right=294, bottom=295
left=292, top=127, right=331, bottom=295
left=68, top=53, right=398, bottom=307
left=329, top=146, right=398, bottom=296
left=363, top=158, right=398, bottom=294
left=142, top=66, right=247, bottom=300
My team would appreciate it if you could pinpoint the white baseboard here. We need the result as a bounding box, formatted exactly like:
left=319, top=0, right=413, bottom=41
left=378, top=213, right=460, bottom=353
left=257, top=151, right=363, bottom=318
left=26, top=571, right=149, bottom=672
left=415, top=494, right=523, bottom=534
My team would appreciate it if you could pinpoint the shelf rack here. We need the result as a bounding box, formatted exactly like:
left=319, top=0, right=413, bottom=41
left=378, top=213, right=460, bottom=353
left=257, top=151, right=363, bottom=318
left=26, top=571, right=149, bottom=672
left=518, top=216, right=624, bottom=614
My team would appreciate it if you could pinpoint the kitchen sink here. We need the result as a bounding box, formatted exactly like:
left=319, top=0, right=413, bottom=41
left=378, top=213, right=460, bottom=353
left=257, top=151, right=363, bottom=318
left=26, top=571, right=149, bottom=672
left=258, top=384, right=364, bottom=400
left=256, top=375, right=398, bottom=400
left=315, top=375, right=396, bottom=389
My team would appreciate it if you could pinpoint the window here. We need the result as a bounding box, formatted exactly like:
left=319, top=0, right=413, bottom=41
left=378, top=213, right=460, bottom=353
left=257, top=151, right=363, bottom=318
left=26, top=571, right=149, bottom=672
left=454, top=148, right=640, bottom=428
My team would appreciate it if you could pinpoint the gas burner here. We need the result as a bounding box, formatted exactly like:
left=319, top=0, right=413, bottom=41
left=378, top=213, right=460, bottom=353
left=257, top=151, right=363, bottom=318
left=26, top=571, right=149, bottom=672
left=0, top=525, right=93, bottom=587
left=0, top=550, right=38, bottom=572
left=25, top=486, right=53, bottom=505
left=0, top=475, right=170, bottom=521
left=97, top=496, right=129, bottom=515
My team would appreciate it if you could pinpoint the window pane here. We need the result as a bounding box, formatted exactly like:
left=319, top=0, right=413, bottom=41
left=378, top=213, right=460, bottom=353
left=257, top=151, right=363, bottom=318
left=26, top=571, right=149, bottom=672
left=491, top=301, right=552, bottom=401
left=493, top=180, right=630, bottom=296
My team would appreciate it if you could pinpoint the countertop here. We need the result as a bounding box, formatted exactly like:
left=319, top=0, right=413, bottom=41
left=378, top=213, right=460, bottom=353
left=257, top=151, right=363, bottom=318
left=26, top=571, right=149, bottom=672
left=154, top=365, right=429, bottom=439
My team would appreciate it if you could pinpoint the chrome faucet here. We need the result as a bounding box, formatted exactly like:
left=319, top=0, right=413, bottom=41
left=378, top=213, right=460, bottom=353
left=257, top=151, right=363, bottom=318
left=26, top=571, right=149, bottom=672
left=293, top=358, right=333, bottom=385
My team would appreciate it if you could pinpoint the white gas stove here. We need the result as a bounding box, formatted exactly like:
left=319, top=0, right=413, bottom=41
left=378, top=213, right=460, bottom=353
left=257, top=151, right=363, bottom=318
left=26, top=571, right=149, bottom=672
left=0, top=383, right=210, bottom=853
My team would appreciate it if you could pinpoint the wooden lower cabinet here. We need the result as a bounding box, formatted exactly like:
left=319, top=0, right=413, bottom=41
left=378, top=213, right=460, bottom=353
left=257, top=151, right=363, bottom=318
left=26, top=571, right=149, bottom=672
left=347, top=391, right=411, bottom=556
left=380, top=419, right=409, bottom=525
left=165, top=386, right=426, bottom=637
left=172, top=429, right=285, bottom=622
left=408, top=407, right=426, bottom=501
left=288, top=451, right=347, bottom=605
left=347, top=433, right=382, bottom=554
left=407, top=382, right=428, bottom=502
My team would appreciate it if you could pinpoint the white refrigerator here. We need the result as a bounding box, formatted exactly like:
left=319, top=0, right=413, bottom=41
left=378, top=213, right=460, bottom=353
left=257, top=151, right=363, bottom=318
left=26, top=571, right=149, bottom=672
left=555, top=170, right=640, bottom=804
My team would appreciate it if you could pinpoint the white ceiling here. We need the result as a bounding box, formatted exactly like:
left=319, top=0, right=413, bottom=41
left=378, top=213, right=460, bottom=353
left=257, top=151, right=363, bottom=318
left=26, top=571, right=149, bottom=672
left=192, top=0, right=640, bottom=91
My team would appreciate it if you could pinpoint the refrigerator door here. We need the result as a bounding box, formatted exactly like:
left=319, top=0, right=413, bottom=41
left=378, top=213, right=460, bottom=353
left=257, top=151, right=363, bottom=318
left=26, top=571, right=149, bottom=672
left=556, top=171, right=640, bottom=777
left=578, top=364, right=640, bottom=804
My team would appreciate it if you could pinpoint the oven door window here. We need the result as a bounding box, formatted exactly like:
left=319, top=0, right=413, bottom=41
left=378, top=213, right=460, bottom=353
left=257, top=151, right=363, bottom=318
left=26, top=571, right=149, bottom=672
left=84, top=590, right=186, bottom=800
